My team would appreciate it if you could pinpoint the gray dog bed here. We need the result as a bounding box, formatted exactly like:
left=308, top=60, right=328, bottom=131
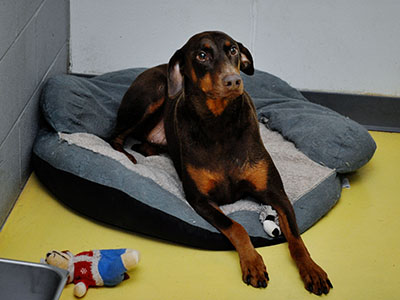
left=33, top=68, right=376, bottom=249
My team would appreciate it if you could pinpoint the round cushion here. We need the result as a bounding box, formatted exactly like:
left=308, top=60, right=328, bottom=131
left=33, top=68, right=376, bottom=250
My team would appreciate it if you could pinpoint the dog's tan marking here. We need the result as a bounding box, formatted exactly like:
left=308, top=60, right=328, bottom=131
left=190, top=68, right=198, bottom=83
left=240, top=160, right=269, bottom=191
left=206, top=98, right=229, bottom=116
left=186, top=164, right=224, bottom=195
left=200, top=73, right=213, bottom=93
left=147, top=97, right=165, bottom=114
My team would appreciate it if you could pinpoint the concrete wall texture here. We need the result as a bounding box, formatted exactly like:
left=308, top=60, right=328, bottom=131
left=70, top=0, right=400, bottom=97
left=0, top=0, right=69, bottom=226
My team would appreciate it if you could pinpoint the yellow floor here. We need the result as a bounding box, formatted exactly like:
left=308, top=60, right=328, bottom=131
left=1, top=131, right=400, bottom=300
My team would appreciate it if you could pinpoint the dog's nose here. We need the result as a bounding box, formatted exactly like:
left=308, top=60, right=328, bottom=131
left=223, top=74, right=242, bottom=90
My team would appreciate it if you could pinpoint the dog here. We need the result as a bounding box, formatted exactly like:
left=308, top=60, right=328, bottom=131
left=111, top=31, right=332, bottom=295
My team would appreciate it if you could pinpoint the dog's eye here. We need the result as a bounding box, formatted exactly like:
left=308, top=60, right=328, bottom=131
left=230, top=46, right=238, bottom=56
left=196, top=51, right=208, bottom=62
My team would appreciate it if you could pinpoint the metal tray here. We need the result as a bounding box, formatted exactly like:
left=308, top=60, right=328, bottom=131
left=0, top=258, right=68, bottom=300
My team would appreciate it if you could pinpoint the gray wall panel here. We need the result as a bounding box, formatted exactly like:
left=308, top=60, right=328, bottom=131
left=0, top=127, right=20, bottom=226
left=0, top=0, right=69, bottom=227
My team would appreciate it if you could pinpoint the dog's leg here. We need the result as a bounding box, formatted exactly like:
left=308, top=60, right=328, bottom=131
left=191, top=198, right=269, bottom=288
left=112, top=96, right=165, bottom=164
left=182, top=163, right=268, bottom=287
left=131, top=141, right=166, bottom=157
left=264, top=187, right=333, bottom=295
left=242, top=157, right=332, bottom=294
left=112, top=65, right=167, bottom=164
left=112, top=126, right=139, bottom=164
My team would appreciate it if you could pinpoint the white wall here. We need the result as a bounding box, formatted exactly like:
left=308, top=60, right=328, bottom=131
left=70, top=0, right=400, bottom=97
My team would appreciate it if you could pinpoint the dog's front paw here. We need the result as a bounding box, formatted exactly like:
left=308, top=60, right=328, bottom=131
left=239, top=251, right=269, bottom=288
left=299, top=260, right=333, bottom=295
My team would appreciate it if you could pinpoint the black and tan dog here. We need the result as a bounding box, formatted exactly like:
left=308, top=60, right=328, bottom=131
left=111, top=31, right=332, bottom=295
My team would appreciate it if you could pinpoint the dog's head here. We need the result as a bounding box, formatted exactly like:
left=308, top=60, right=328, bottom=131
left=167, top=31, right=254, bottom=101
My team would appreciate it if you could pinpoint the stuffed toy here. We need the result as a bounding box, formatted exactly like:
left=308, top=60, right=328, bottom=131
left=45, top=248, right=140, bottom=298
left=259, top=205, right=281, bottom=237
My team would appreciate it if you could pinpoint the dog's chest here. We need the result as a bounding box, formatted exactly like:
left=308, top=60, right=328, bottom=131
left=186, top=158, right=266, bottom=204
left=184, top=136, right=268, bottom=202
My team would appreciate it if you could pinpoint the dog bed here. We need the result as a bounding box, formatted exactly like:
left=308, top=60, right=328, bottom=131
left=32, top=68, right=376, bottom=250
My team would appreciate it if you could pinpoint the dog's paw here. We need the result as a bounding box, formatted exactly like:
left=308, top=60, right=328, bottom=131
left=299, top=260, right=333, bottom=295
left=240, top=251, right=269, bottom=288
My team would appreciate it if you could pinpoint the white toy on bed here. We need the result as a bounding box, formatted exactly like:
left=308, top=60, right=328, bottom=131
left=259, top=206, right=281, bottom=237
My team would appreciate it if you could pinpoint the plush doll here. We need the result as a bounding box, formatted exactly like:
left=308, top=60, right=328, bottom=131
left=259, top=205, right=281, bottom=237
left=45, top=248, right=140, bottom=298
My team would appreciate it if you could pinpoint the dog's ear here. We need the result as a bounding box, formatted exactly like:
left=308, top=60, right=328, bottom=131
left=167, top=49, right=184, bottom=98
left=237, top=42, right=254, bottom=75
